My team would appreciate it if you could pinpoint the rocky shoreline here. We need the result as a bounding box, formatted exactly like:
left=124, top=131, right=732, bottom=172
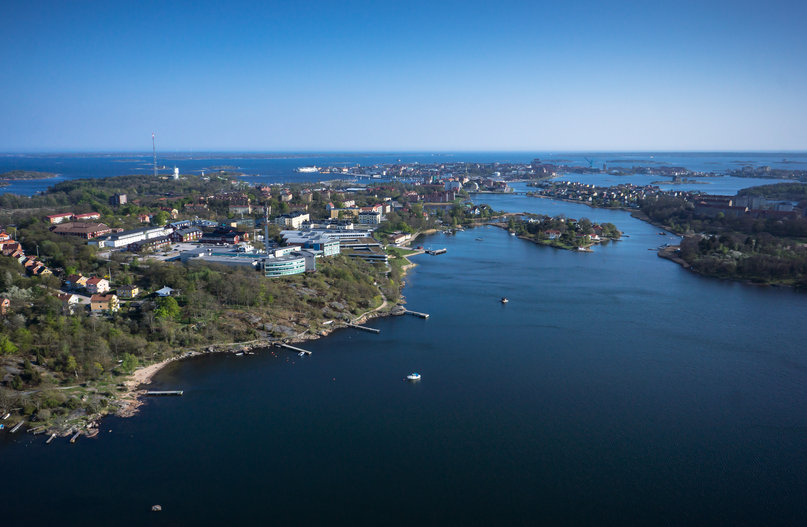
left=27, top=254, right=420, bottom=440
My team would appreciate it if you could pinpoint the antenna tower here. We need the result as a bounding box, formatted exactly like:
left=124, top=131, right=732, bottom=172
left=152, top=132, right=157, bottom=177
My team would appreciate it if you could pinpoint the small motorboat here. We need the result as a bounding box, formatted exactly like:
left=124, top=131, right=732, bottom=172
left=475, top=237, right=484, bottom=241
left=406, top=373, right=421, bottom=381
left=1, top=412, right=10, bottom=420
left=500, top=297, right=509, bottom=304
left=298, top=352, right=305, bottom=357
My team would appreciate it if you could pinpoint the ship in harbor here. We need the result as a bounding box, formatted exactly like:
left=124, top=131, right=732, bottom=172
left=295, top=166, right=320, bottom=173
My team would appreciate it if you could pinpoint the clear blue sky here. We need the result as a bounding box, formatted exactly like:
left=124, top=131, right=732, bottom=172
left=1, top=0, right=805, bottom=152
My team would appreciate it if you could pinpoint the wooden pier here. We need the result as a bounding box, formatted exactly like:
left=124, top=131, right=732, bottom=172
left=10, top=421, right=24, bottom=433
left=276, top=342, right=312, bottom=355
left=145, top=390, right=184, bottom=396
left=346, top=323, right=380, bottom=334
left=46, top=433, right=57, bottom=444
left=403, top=309, right=430, bottom=319
left=70, top=431, right=81, bottom=443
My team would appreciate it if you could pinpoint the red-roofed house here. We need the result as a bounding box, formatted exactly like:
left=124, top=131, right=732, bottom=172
left=85, top=277, right=110, bottom=294
left=46, top=212, right=74, bottom=224
left=0, top=240, right=22, bottom=256
left=65, top=274, right=88, bottom=288
left=74, top=212, right=101, bottom=220
left=90, top=294, right=119, bottom=313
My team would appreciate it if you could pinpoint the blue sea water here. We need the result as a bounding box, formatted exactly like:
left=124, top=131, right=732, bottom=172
left=1, top=151, right=805, bottom=196
left=2, top=189, right=806, bottom=525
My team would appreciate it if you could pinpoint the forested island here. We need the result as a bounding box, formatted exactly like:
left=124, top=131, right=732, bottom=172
left=504, top=214, right=621, bottom=251
left=0, top=170, right=57, bottom=180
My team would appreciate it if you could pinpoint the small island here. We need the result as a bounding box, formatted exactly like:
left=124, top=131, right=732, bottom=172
left=503, top=213, right=621, bottom=251
left=0, top=170, right=58, bottom=180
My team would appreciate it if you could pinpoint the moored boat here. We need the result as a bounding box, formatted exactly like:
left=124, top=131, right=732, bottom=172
left=406, top=373, right=421, bottom=381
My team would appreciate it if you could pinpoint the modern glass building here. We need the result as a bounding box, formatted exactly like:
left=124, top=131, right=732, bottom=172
left=263, top=255, right=307, bottom=277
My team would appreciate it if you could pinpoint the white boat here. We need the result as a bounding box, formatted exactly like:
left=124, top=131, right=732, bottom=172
left=500, top=297, right=509, bottom=304
left=406, top=373, right=421, bottom=381
left=295, top=166, right=319, bottom=173
left=1, top=412, right=9, bottom=420
left=298, top=351, right=305, bottom=357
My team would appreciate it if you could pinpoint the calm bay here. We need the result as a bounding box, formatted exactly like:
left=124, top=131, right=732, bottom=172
left=3, top=187, right=807, bottom=525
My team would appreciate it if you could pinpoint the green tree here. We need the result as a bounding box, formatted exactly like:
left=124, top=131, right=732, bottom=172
left=154, top=296, right=181, bottom=321
left=0, top=335, right=18, bottom=355
left=66, top=354, right=78, bottom=378
left=120, top=353, right=138, bottom=374
left=153, top=211, right=170, bottom=226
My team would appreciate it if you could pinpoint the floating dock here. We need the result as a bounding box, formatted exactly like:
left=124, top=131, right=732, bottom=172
left=276, top=342, right=312, bottom=356
left=10, top=421, right=24, bottom=433
left=145, top=390, right=184, bottom=396
left=425, top=248, right=447, bottom=255
left=346, top=323, right=380, bottom=334
left=403, top=309, right=430, bottom=319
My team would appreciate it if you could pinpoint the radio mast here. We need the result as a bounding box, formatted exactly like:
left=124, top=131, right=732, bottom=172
left=152, top=132, right=157, bottom=177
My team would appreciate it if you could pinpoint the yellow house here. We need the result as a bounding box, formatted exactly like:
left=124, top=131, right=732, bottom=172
left=90, top=294, right=119, bottom=313
left=117, top=285, right=139, bottom=299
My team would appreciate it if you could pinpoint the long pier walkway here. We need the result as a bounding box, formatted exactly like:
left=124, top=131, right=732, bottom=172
left=276, top=342, right=312, bottom=355
left=346, top=323, right=381, bottom=334
left=403, top=309, right=430, bottom=319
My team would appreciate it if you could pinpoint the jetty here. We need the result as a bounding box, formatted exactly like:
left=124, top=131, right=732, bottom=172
left=46, top=433, right=57, bottom=444
left=145, top=390, right=184, bottom=396
left=276, top=342, right=312, bottom=356
left=346, top=323, right=380, bottom=334
left=70, top=431, right=81, bottom=443
left=403, top=309, right=430, bottom=319
left=425, top=248, right=447, bottom=255
left=10, top=421, right=24, bottom=433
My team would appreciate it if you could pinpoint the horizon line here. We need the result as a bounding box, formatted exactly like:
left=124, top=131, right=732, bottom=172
left=3, top=149, right=807, bottom=156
